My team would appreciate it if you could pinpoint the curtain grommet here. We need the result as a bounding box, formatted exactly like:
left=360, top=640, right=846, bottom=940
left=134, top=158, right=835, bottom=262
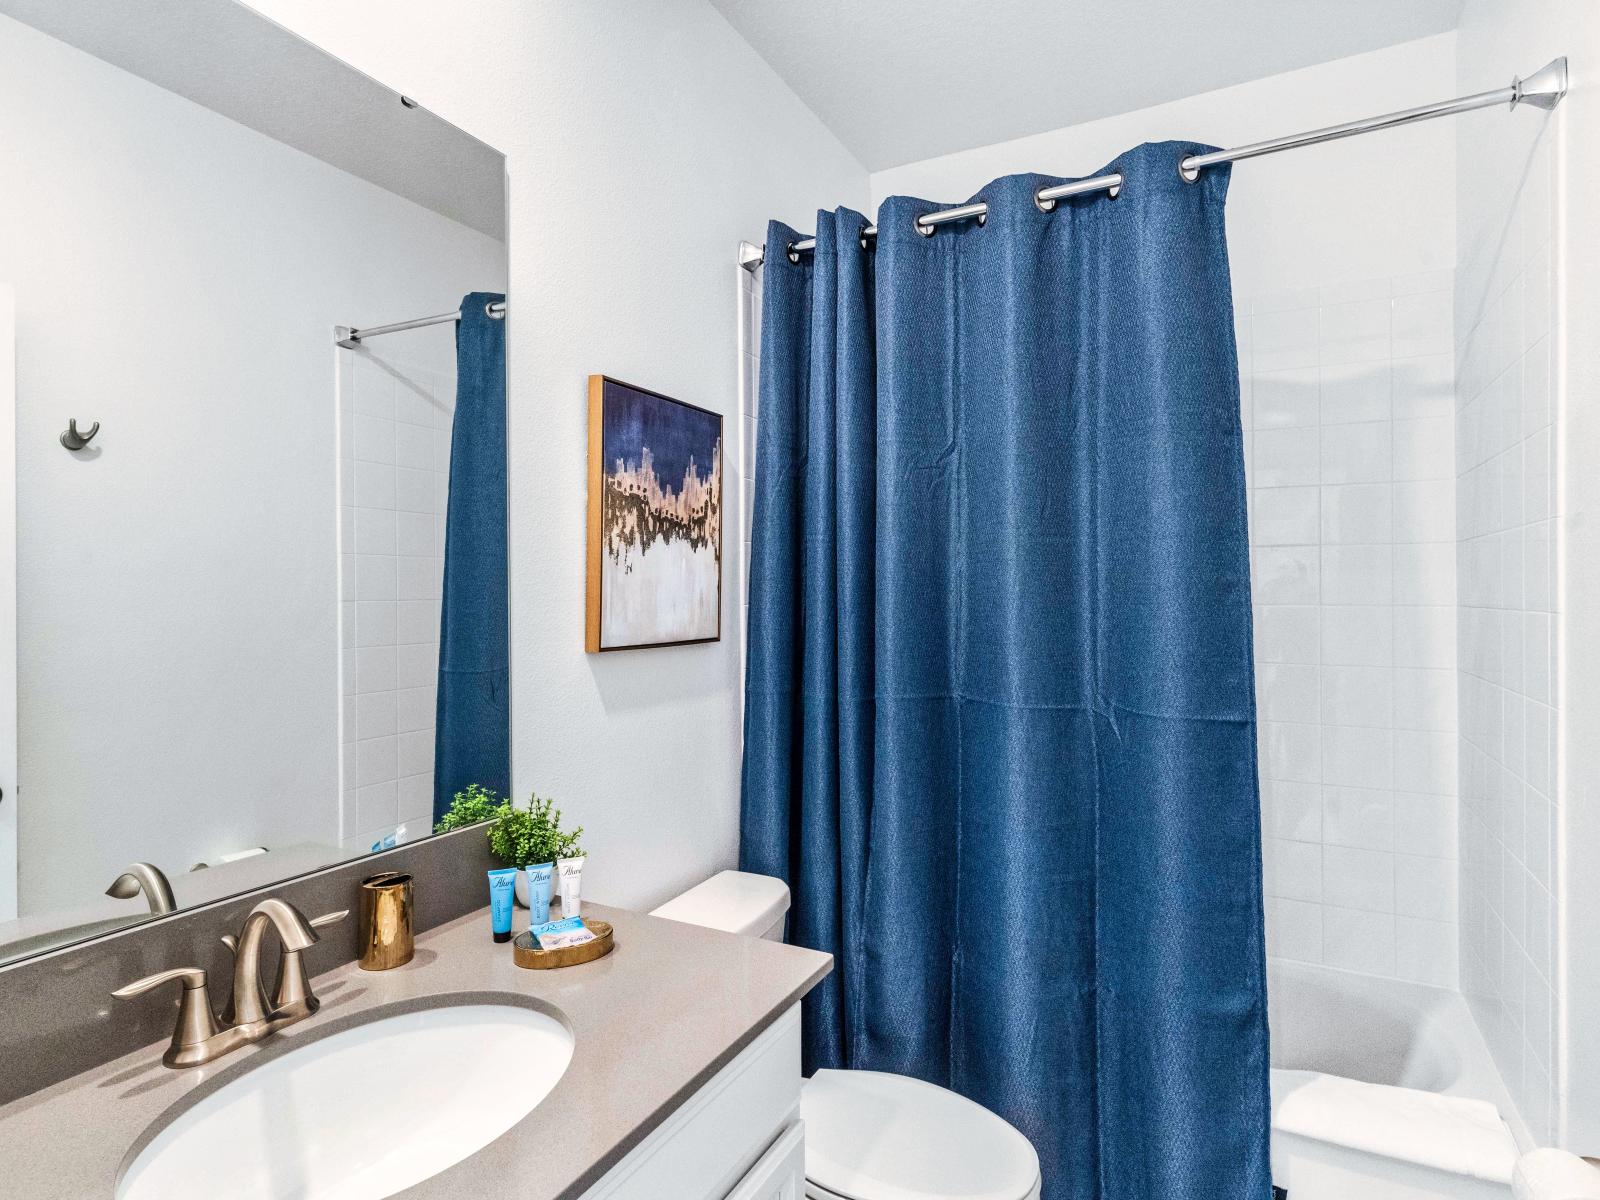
left=1178, top=159, right=1201, bottom=183
left=1107, top=180, right=1122, bottom=199
left=859, top=226, right=872, bottom=251
left=1034, top=190, right=1057, bottom=213
left=786, top=241, right=801, bottom=264
left=913, top=215, right=935, bottom=237
left=975, top=211, right=987, bottom=227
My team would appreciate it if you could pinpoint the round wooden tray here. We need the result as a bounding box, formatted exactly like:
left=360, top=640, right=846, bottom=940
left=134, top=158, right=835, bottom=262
left=512, top=919, right=614, bottom=969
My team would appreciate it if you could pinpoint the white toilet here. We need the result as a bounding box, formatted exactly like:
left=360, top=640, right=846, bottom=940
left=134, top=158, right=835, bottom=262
left=652, top=871, right=1043, bottom=1200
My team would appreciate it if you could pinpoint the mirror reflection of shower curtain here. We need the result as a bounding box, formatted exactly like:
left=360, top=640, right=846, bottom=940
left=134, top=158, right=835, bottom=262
left=433, top=292, right=509, bottom=820
left=739, top=145, right=1270, bottom=1199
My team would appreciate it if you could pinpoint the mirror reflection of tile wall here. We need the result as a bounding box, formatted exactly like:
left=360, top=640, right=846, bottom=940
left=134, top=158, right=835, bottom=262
left=338, top=351, right=455, bottom=852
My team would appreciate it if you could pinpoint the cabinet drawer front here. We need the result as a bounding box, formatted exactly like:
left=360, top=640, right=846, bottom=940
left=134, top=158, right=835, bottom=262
left=724, top=1120, right=804, bottom=1200
left=584, top=1005, right=801, bottom=1200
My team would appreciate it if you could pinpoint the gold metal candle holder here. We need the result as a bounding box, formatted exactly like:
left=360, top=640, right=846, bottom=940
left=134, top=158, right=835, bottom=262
left=358, top=871, right=414, bottom=971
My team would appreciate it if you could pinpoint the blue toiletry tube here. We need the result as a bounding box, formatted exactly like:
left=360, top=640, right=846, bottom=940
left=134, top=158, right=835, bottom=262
left=487, top=868, right=517, bottom=943
left=525, top=863, right=554, bottom=927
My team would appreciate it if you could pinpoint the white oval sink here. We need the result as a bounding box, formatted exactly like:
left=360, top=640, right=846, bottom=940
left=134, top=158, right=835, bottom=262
left=117, top=1001, right=573, bottom=1200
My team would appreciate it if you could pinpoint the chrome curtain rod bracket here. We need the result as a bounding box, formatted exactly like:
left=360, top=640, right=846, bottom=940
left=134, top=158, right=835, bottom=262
left=336, top=299, right=506, bottom=347
left=741, top=56, right=1567, bottom=270
left=738, top=240, right=766, bottom=269
left=1512, top=57, right=1569, bottom=111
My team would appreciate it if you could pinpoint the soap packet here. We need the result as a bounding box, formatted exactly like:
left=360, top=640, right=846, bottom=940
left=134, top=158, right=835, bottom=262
left=529, top=915, right=597, bottom=951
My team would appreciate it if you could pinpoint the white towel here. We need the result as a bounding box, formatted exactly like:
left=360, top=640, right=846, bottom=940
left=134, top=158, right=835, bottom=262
left=1513, top=1149, right=1600, bottom=1200
left=1270, top=1068, right=1519, bottom=1182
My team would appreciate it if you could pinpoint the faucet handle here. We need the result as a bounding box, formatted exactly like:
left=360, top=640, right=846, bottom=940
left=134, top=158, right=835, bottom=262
left=112, top=967, right=223, bottom=1068
left=112, top=966, right=207, bottom=999
left=272, top=909, right=348, bottom=1015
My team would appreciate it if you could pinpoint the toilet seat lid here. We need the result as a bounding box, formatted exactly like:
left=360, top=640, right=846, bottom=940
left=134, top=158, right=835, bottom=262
left=801, top=1070, right=1040, bottom=1200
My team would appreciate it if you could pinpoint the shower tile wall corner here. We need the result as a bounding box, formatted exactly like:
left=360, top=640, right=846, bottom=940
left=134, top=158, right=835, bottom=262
left=336, top=350, right=454, bottom=853
left=1454, top=126, right=1559, bottom=1147
left=1245, top=270, right=1461, bottom=988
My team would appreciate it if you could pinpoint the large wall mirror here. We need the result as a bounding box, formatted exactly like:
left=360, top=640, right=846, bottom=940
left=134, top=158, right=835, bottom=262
left=0, top=0, right=510, bottom=965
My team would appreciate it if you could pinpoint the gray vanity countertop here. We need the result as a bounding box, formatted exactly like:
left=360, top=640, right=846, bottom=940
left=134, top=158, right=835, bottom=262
left=0, top=902, right=833, bottom=1199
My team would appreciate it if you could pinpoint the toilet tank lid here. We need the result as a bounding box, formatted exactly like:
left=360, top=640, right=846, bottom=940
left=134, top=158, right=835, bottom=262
left=649, top=870, right=790, bottom=937
left=801, top=1070, right=1040, bottom=1200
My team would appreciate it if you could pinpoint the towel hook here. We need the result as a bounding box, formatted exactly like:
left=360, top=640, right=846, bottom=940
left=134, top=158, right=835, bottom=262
left=60, top=419, right=99, bottom=451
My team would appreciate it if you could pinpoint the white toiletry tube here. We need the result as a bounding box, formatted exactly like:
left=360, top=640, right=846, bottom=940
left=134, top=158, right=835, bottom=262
left=558, top=856, right=586, bottom=918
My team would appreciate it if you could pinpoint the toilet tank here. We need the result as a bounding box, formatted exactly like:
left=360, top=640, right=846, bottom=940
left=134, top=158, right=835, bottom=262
left=649, top=870, right=790, bottom=941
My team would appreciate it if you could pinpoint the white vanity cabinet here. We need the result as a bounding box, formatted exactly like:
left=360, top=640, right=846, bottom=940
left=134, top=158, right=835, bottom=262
left=581, top=1004, right=806, bottom=1200
left=723, top=1121, right=806, bottom=1200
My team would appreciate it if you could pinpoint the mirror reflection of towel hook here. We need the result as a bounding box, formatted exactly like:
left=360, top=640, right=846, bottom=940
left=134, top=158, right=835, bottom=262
left=60, top=419, right=99, bottom=451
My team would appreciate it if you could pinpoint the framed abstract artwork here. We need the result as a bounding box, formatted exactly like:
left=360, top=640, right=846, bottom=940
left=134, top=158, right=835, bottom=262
left=586, top=376, right=723, bottom=651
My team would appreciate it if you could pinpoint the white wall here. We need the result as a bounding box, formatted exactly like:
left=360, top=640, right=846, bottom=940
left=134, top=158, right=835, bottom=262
left=871, top=35, right=1458, bottom=300
left=242, top=0, right=869, bottom=912
left=1454, top=0, right=1600, bottom=1154
left=0, top=12, right=504, bottom=913
left=871, top=37, right=1464, bottom=980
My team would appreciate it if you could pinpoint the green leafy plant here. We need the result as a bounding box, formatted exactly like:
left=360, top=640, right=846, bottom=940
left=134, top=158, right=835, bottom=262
left=489, top=793, right=584, bottom=868
left=433, top=783, right=502, bottom=832
left=434, top=785, right=583, bottom=868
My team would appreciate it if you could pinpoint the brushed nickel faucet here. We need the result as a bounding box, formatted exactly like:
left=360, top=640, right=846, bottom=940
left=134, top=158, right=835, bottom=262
left=111, top=897, right=347, bottom=1068
left=105, top=862, right=177, bottom=915
left=219, top=906, right=347, bottom=1025
left=227, top=897, right=318, bottom=1030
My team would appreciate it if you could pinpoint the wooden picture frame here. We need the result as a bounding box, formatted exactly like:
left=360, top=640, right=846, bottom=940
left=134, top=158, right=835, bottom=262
left=586, top=375, right=723, bottom=652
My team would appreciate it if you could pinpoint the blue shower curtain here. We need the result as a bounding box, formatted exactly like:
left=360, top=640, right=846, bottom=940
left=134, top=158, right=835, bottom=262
left=434, top=292, right=509, bottom=820
left=740, top=144, right=1270, bottom=1198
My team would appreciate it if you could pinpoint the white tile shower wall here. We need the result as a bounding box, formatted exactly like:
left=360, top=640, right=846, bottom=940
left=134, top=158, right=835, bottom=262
left=1246, top=270, right=1461, bottom=987
left=1454, top=125, right=1558, bottom=1147
left=337, top=349, right=455, bottom=852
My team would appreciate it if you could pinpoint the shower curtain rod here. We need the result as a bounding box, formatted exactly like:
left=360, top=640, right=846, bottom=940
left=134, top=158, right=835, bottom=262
left=334, top=299, right=505, bottom=348
left=739, top=56, right=1567, bottom=269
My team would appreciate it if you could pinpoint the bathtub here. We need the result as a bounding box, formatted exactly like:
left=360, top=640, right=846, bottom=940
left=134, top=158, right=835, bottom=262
left=1268, top=960, right=1522, bottom=1200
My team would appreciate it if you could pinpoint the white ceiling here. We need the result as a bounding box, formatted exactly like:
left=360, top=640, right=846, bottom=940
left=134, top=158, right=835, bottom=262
left=0, top=0, right=505, bottom=239
left=711, top=0, right=1464, bottom=171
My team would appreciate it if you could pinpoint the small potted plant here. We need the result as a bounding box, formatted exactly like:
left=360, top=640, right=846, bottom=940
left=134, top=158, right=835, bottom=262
left=435, top=785, right=583, bottom=907
left=432, top=782, right=501, bottom=833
